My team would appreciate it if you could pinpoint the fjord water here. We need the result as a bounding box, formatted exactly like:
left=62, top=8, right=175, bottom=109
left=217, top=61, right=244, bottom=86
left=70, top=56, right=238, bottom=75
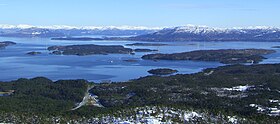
left=1, top=36, right=280, bottom=82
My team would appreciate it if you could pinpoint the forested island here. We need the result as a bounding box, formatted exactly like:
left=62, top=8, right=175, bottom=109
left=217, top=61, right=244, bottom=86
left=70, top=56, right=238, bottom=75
left=48, top=44, right=133, bottom=56
left=51, top=37, right=104, bottom=41
left=148, top=68, right=178, bottom=75
left=142, top=49, right=275, bottom=64
left=26, top=51, right=42, bottom=55
left=134, top=48, right=158, bottom=52
left=123, top=59, right=138, bottom=62
left=272, top=46, right=280, bottom=48
left=0, top=41, right=16, bottom=48
left=125, top=43, right=168, bottom=46
left=0, top=64, right=280, bottom=123
left=47, top=44, right=160, bottom=56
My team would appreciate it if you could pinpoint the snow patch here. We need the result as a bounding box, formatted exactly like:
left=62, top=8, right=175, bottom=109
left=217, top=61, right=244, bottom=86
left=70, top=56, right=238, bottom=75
left=31, top=32, right=41, bottom=35
left=250, top=103, right=280, bottom=116
left=269, top=99, right=279, bottom=103
left=228, top=116, right=238, bottom=124
left=184, top=111, right=202, bottom=122
left=222, top=85, right=253, bottom=92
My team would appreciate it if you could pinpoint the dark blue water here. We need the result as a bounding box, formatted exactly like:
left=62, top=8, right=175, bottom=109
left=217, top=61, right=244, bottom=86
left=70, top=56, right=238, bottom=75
left=1, top=36, right=280, bottom=82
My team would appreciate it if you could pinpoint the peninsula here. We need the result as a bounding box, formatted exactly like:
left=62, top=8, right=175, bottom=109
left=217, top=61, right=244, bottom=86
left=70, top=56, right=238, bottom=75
left=142, top=49, right=275, bottom=64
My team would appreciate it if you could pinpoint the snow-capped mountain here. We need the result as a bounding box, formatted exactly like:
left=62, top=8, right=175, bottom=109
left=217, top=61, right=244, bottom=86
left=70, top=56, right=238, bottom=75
left=157, top=24, right=279, bottom=34
left=0, top=24, right=163, bottom=30
left=0, top=24, right=162, bottom=37
left=1, top=24, right=280, bottom=41
left=130, top=25, right=280, bottom=42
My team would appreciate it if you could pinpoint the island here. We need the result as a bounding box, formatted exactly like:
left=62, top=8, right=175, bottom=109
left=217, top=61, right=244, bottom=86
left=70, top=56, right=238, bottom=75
left=272, top=46, right=280, bottom=48
left=142, top=49, right=275, bottom=64
left=125, top=43, right=168, bottom=46
left=51, top=37, right=104, bottom=41
left=0, top=41, right=16, bottom=48
left=26, top=51, right=42, bottom=55
left=48, top=44, right=133, bottom=56
left=134, top=48, right=158, bottom=52
left=123, top=59, right=138, bottom=62
left=148, top=68, right=178, bottom=75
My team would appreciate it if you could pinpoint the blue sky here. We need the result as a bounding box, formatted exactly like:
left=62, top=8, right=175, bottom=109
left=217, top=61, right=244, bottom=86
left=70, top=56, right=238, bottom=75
left=0, top=0, right=279, bottom=27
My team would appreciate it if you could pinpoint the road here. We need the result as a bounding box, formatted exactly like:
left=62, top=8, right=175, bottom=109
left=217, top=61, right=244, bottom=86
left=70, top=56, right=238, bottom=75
left=71, top=85, right=103, bottom=110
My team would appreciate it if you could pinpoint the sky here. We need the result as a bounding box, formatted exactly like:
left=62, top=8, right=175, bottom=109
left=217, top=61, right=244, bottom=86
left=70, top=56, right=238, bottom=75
left=0, top=0, right=279, bottom=28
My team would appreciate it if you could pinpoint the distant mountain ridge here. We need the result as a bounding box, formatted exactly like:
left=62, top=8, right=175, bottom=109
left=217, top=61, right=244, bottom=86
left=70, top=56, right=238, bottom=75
left=127, top=25, right=280, bottom=42
left=1, top=24, right=280, bottom=41
left=0, top=24, right=162, bottom=37
left=0, top=24, right=163, bottom=30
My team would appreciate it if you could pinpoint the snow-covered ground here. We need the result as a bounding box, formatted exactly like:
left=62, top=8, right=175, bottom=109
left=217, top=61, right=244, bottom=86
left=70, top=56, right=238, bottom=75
left=250, top=99, right=280, bottom=116
left=222, top=85, right=253, bottom=92
left=66, top=106, right=246, bottom=124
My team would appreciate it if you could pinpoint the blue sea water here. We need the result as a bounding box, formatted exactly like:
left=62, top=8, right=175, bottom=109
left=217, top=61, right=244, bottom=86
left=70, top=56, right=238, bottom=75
left=0, top=36, right=280, bottom=82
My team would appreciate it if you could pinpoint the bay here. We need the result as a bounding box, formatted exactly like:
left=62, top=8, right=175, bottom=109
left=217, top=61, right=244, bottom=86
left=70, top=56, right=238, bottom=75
left=0, top=36, right=280, bottom=82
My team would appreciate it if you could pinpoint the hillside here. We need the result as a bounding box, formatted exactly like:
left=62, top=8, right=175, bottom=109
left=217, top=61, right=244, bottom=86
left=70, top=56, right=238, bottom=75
left=126, top=25, right=280, bottom=42
left=0, top=64, right=280, bottom=123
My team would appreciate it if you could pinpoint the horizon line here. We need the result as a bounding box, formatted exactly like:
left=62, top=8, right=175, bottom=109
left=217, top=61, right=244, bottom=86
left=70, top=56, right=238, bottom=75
left=0, top=24, right=279, bottom=30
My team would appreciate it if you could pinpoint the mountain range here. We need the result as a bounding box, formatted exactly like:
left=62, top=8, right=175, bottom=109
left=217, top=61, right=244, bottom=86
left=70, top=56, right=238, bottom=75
left=0, top=24, right=161, bottom=37
left=126, top=25, right=280, bottom=42
left=1, top=24, right=280, bottom=42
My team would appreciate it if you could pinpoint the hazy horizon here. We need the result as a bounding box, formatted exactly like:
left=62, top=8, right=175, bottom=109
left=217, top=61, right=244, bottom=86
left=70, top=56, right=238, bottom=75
left=0, top=24, right=280, bottom=30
